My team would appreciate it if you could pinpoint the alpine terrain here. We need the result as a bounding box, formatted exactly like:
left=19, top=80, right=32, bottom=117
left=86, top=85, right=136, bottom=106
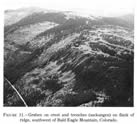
left=4, top=8, right=134, bottom=107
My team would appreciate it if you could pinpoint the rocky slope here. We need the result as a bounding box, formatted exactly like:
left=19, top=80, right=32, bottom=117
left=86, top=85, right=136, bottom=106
left=4, top=8, right=134, bottom=107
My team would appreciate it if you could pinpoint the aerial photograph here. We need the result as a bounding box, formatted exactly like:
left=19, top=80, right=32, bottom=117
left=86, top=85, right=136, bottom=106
left=4, top=0, right=134, bottom=107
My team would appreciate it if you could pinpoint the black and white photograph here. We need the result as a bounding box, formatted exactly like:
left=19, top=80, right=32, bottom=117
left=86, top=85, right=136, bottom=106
left=3, top=0, right=134, bottom=107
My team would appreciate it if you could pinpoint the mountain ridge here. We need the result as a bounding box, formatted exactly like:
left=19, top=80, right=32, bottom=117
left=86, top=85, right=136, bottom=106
left=4, top=7, right=134, bottom=107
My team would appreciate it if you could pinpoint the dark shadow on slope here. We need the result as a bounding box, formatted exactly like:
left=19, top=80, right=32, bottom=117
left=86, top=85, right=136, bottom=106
left=4, top=47, right=44, bottom=83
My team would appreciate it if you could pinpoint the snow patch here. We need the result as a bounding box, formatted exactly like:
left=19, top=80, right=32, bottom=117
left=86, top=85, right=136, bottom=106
left=64, top=11, right=96, bottom=20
